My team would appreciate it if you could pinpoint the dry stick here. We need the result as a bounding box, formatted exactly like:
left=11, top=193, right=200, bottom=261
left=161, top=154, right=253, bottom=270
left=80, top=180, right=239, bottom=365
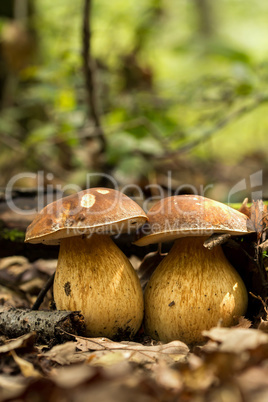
left=249, top=292, right=268, bottom=316
left=82, top=0, right=106, bottom=153
left=0, top=308, right=85, bottom=344
left=31, top=272, right=55, bottom=311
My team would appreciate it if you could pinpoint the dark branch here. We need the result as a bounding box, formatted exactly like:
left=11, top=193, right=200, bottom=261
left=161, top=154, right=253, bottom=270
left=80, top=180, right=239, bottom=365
left=158, top=95, right=268, bottom=159
left=31, top=272, right=55, bottom=311
left=82, top=0, right=106, bottom=152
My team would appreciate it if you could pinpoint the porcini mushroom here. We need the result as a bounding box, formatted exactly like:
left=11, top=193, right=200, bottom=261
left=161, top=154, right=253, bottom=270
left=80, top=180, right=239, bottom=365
left=135, top=195, right=254, bottom=344
left=25, top=188, right=147, bottom=339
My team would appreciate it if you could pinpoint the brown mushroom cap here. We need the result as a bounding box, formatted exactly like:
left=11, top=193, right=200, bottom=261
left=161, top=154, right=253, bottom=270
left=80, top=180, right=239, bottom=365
left=25, top=188, right=148, bottom=245
left=135, top=194, right=254, bottom=246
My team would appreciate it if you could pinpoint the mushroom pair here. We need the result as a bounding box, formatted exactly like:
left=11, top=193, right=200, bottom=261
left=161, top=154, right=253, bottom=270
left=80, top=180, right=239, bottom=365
left=25, top=188, right=147, bottom=339
left=26, top=190, right=252, bottom=344
left=135, top=195, right=253, bottom=344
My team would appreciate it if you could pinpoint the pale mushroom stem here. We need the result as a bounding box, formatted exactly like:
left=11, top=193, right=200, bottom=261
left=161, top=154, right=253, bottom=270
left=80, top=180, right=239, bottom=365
left=144, top=236, right=248, bottom=344
left=53, top=233, right=144, bottom=339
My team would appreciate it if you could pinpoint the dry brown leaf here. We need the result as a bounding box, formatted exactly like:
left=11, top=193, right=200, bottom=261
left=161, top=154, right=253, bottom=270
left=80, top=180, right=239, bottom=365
left=207, top=383, right=243, bottom=402
left=51, top=364, right=97, bottom=388
left=233, top=316, right=252, bottom=329
left=0, top=286, right=31, bottom=309
left=42, top=341, right=86, bottom=365
left=0, top=256, right=30, bottom=271
left=128, top=255, right=142, bottom=271
left=70, top=378, right=156, bottom=402
left=19, top=277, right=45, bottom=293
left=236, top=366, right=268, bottom=402
left=202, top=327, right=268, bottom=353
left=258, top=318, right=268, bottom=332
left=88, top=351, right=131, bottom=367
left=33, top=259, right=57, bottom=276
left=0, top=374, right=28, bottom=400
left=153, top=363, right=183, bottom=391
left=75, top=337, right=189, bottom=365
left=11, top=350, right=40, bottom=378
left=137, top=251, right=167, bottom=291
left=238, top=198, right=250, bottom=218
left=250, top=200, right=268, bottom=239
left=73, top=337, right=189, bottom=368
left=0, top=332, right=36, bottom=355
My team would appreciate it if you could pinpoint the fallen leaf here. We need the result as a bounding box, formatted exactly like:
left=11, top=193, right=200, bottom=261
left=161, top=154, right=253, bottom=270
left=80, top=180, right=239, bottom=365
left=249, top=200, right=268, bottom=239
left=233, top=316, right=252, bottom=329
left=11, top=350, right=40, bottom=378
left=89, top=351, right=130, bottom=367
left=202, top=327, right=268, bottom=353
left=0, top=374, right=28, bottom=400
left=0, top=332, right=36, bottom=355
left=0, top=256, right=30, bottom=271
left=238, top=198, right=250, bottom=218
left=42, top=341, right=86, bottom=365
left=153, top=363, right=182, bottom=391
left=138, top=251, right=167, bottom=291
left=258, top=318, right=268, bottom=332
left=236, top=366, right=268, bottom=401
left=33, top=259, right=57, bottom=276
left=207, top=383, right=243, bottom=402
left=70, top=337, right=190, bottom=368
left=19, top=277, right=45, bottom=293
left=76, top=337, right=188, bottom=354
left=51, top=364, right=97, bottom=388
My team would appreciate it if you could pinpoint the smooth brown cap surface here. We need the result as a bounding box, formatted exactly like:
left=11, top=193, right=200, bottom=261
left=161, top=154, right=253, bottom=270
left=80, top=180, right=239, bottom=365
left=25, top=188, right=148, bottom=245
left=135, top=195, right=254, bottom=246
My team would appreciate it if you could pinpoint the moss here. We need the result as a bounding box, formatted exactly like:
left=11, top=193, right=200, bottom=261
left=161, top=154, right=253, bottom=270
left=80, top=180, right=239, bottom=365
left=0, top=228, right=25, bottom=242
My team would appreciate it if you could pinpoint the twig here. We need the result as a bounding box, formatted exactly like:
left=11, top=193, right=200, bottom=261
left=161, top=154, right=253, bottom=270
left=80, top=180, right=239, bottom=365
left=31, top=272, right=55, bottom=311
left=203, top=233, right=231, bottom=250
left=158, top=95, right=268, bottom=158
left=259, top=240, right=268, bottom=252
left=249, top=292, right=268, bottom=316
left=82, top=0, right=106, bottom=152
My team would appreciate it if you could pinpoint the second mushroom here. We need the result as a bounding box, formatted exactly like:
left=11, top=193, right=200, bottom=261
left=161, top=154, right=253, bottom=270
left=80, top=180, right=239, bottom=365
left=135, top=195, right=254, bottom=344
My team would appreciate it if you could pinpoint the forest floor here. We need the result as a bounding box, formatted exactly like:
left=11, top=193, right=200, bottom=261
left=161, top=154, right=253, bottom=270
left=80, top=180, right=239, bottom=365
left=1, top=200, right=268, bottom=401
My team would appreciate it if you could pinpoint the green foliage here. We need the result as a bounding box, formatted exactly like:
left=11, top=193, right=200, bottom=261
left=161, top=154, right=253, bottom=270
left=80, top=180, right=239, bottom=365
left=0, top=227, right=25, bottom=243
left=1, top=0, right=268, bottom=185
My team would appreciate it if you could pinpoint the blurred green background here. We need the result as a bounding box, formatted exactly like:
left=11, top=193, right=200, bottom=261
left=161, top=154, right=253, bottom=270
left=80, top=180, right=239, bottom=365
left=0, top=0, right=268, bottom=203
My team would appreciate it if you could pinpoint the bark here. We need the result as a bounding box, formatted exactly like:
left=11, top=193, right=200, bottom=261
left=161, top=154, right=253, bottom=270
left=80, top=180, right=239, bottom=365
left=0, top=308, right=86, bottom=344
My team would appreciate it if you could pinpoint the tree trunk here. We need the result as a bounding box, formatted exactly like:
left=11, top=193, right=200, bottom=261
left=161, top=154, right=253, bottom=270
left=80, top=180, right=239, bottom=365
left=193, top=0, right=215, bottom=39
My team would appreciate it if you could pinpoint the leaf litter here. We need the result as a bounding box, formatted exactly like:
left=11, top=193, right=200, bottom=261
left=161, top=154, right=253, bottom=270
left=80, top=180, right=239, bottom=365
left=0, top=200, right=268, bottom=400
left=0, top=323, right=268, bottom=401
